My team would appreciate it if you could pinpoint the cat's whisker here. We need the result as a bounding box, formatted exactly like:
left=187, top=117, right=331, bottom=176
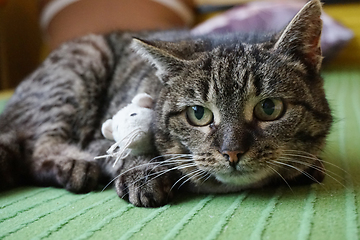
left=279, top=157, right=345, bottom=181
left=145, top=163, right=198, bottom=186
left=198, top=171, right=212, bottom=185
left=177, top=169, right=207, bottom=190
left=282, top=151, right=348, bottom=174
left=147, top=160, right=193, bottom=172
left=270, top=160, right=322, bottom=185
left=101, top=160, right=167, bottom=192
left=266, top=163, right=293, bottom=192
left=101, top=154, right=194, bottom=191
left=120, top=162, right=198, bottom=198
left=102, top=175, right=121, bottom=192
left=148, top=157, right=196, bottom=173
left=169, top=168, right=209, bottom=191
left=199, top=170, right=213, bottom=185
left=148, top=154, right=193, bottom=163
left=142, top=154, right=192, bottom=165
left=170, top=169, right=199, bottom=191
left=278, top=157, right=347, bottom=189
left=147, top=163, right=197, bottom=179
left=268, top=159, right=331, bottom=192
left=147, top=155, right=194, bottom=172
left=283, top=149, right=323, bottom=156
left=113, top=154, right=195, bottom=195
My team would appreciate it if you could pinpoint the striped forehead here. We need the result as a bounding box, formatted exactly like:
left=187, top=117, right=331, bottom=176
left=206, top=47, right=260, bottom=105
left=179, top=43, right=278, bottom=108
left=202, top=46, right=269, bottom=123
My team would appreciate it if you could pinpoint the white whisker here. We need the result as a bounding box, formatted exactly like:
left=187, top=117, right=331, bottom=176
left=266, top=163, right=293, bottom=192
left=271, top=160, right=322, bottom=185
left=198, top=171, right=212, bottom=184
left=279, top=157, right=344, bottom=181
left=282, top=151, right=348, bottom=174
left=199, top=171, right=213, bottom=184
left=278, top=157, right=347, bottom=188
left=101, top=160, right=164, bottom=192
left=170, top=169, right=199, bottom=191
left=177, top=169, right=206, bottom=190
left=100, top=153, right=194, bottom=191
left=147, top=155, right=193, bottom=172
left=120, top=163, right=198, bottom=198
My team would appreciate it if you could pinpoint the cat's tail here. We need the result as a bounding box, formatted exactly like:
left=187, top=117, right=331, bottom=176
left=0, top=126, right=26, bottom=191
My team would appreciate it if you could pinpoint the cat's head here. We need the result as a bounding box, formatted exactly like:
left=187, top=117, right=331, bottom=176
left=132, top=0, right=332, bottom=191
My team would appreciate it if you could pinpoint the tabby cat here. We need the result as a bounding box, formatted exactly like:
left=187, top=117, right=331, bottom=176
left=0, top=0, right=332, bottom=207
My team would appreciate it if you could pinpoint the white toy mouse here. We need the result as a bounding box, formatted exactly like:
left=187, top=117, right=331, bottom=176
left=96, top=93, right=155, bottom=166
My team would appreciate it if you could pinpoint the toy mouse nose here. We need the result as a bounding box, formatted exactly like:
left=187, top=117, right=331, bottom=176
left=221, top=150, right=244, bottom=168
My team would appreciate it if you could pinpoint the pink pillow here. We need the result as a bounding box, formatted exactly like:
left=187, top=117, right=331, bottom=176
left=192, top=2, right=353, bottom=62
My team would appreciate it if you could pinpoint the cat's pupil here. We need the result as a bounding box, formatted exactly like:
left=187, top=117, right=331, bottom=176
left=193, top=106, right=205, bottom=120
left=262, top=99, right=275, bottom=116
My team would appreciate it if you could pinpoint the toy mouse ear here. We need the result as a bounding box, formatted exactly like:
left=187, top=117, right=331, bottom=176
left=132, top=93, right=154, bottom=109
left=101, top=119, right=114, bottom=140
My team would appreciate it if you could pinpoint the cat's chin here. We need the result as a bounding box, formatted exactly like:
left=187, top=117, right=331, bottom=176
left=214, top=169, right=271, bottom=188
left=187, top=169, right=273, bottom=194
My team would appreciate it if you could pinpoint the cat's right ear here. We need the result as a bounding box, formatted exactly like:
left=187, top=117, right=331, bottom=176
left=130, top=38, right=185, bottom=83
left=273, top=0, right=323, bottom=72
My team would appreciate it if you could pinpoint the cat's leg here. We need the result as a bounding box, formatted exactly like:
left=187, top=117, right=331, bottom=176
left=113, top=155, right=178, bottom=207
left=0, top=130, right=26, bottom=190
left=30, top=136, right=100, bottom=193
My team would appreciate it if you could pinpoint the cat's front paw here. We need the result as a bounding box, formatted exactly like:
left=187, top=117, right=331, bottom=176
left=115, top=166, right=175, bottom=207
left=55, top=159, right=100, bottom=193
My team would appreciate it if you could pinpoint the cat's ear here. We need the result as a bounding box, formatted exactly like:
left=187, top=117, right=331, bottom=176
left=274, top=0, right=323, bottom=72
left=131, top=38, right=186, bottom=82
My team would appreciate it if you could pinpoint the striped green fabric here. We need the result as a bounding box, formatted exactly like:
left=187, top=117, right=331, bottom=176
left=0, top=68, right=360, bottom=240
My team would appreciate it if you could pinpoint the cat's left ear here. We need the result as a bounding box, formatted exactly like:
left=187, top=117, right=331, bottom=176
left=274, top=0, right=323, bottom=72
left=131, top=38, right=186, bottom=83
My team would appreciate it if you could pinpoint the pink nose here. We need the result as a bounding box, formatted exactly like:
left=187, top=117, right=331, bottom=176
left=221, top=150, right=243, bottom=168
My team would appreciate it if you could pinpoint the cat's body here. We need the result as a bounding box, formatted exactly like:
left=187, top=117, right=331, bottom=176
left=0, top=0, right=332, bottom=207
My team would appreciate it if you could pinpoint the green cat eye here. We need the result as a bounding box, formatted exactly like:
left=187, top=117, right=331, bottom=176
left=186, top=106, right=214, bottom=126
left=254, top=98, right=284, bottom=121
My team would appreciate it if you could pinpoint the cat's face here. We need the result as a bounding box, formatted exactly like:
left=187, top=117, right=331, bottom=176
left=133, top=0, right=332, bottom=191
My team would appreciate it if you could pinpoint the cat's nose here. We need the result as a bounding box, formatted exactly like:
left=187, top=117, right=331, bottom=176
left=221, top=150, right=243, bottom=168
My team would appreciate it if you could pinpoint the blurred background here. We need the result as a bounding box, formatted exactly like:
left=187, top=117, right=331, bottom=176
left=0, top=0, right=359, bottom=91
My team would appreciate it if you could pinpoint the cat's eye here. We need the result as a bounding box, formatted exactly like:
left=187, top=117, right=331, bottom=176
left=186, top=106, right=214, bottom=126
left=254, top=98, right=284, bottom=121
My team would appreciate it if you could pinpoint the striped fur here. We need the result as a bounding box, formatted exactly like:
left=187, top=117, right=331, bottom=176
left=0, top=0, right=332, bottom=207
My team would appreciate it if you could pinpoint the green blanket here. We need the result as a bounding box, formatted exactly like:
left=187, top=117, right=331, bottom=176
left=1, top=68, right=360, bottom=240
